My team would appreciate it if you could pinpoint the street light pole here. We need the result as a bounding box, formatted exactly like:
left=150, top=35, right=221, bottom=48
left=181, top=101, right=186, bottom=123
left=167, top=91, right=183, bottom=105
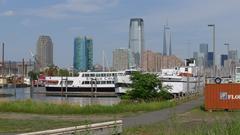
left=208, top=24, right=216, bottom=76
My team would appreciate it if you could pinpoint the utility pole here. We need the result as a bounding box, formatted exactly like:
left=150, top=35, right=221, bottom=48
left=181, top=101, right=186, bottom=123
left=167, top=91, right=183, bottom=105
left=91, top=78, right=93, bottom=104
left=65, top=77, right=68, bottom=100
left=1, top=43, right=4, bottom=88
left=22, top=58, right=25, bottom=84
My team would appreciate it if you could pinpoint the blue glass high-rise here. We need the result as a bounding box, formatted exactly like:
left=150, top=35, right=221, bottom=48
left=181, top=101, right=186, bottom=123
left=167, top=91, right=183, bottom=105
left=220, top=54, right=228, bottom=67
left=73, top=36, right=93, bottom=71
left=207, top=52, right=214, bottom=67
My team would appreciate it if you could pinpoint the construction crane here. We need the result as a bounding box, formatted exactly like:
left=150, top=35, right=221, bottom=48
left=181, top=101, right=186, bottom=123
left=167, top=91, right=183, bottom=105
left=29, top=50, right=41, bottom=70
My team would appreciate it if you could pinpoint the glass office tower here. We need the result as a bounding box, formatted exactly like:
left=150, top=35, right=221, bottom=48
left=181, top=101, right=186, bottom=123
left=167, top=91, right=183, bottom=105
left=128, top=18, right=144, bottom=68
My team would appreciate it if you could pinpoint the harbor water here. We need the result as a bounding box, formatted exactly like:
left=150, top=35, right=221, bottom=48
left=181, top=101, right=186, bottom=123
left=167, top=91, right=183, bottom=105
left=0, top=87, right=120, bottom=106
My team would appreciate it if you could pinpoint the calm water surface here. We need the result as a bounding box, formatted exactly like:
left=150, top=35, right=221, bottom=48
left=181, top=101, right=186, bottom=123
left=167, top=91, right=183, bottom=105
left=0, top=87, right=120, bottom=106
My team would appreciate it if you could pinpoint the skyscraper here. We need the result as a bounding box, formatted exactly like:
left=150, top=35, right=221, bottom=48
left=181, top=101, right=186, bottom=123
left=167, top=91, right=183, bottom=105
left=220, top=54, right=228, bottom=67
left=193, top=52, right=198, bottom=65
left=169, top=32, right=172, bottom=56
left=207, top=52, right=214, bottom=67
left=129, top=18, right=144, bottom=68
left=163, top=25, right=167, bottom=56
left=228, top=50, right=238, bottom=61
left=73, top=36, right=93, bottom=71
left=163, top=24, right=172, bottom=56
left=36, top=35, right=53, bottom=70
left=113, top=48, right=129, bottom=71
left=199, top=43, right=208, bottom=67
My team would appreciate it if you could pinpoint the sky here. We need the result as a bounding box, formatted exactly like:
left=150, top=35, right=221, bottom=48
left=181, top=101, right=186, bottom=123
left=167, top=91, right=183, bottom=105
left=0, top=0, right=240, bottom=68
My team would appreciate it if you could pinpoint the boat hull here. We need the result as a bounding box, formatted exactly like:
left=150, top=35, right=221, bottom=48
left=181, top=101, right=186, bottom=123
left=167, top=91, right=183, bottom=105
left=46, top=87, right=115, bottom=92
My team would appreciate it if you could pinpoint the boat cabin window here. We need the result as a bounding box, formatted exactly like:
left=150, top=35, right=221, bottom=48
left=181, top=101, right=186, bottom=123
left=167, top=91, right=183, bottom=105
left=96, top=74, right=100, bottom=77
left=115, top=83, right=128, bottom=87
left=85, top=81, right=95, bottom=84
left=84, top=74, right=89, bottom=77
left=60, top=80, right=73, bottom=85
left=101, top=81, right=106, bottom=84
left=97, top=81, right=100, bottom=84
left=107, top=81, right=112, bottom=84
left=82, top=81, right=90, bottom=84
left=185, top=68, right=188, bottom=72
left=67, top=81, right=73, bottom=85
left=101, top=74, right=106, bottom=77
left=117, top=73, right=123, bottom=76
left=237, top=68, right=240, bottom=73
left=125, top=71, right=137, bottom=75
left=90, top=74, right=95, bottom=77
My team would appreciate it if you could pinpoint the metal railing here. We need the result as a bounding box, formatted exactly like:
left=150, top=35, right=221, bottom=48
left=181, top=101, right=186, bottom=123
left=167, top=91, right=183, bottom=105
left=18, top=120, right=122, bottom=135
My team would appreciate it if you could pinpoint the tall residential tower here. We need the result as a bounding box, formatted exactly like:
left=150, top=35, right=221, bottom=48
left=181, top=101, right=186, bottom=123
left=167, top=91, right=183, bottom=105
left=113, top=48, right=129, bottom=71
left=36, top=35, right=53, bottom=70
left=128, top=18, right=144, bottom=68
left=73, top=36, right=93, bottom=71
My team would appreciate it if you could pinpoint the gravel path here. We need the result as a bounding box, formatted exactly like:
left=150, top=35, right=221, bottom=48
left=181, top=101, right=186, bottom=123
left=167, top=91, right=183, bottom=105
left=123, top=97, right=203, bottom=127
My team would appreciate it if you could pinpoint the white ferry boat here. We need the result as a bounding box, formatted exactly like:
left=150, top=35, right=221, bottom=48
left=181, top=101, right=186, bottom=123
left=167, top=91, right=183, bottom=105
left=114, top=69, right=136, bottom=94
left=159, top=59, right=204, bottom=96
left=235, top=67, right=240, bottom=83
left=45, top=71, right=126, bottom=93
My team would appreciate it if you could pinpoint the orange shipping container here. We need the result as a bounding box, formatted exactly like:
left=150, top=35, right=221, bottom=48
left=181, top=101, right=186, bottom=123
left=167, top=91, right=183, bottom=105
left=205, top=83, right=240, bottom=111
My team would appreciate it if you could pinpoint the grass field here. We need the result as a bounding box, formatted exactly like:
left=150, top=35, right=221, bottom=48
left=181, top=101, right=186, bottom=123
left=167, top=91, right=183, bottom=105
left=0, top=96, right=199, bottom=133
left=0, top=96, right=196, bottom=115
left=123, top=107, right=240, bottom=135
left=0, top=118, right=90, bottom=133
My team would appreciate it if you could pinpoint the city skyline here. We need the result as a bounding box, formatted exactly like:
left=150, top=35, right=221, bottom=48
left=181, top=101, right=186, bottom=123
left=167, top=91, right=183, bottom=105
left=0, top=0, right=240, bottom=67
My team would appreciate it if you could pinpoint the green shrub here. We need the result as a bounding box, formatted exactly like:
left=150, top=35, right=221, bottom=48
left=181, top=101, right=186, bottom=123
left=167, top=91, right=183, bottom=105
left=125, top=72, right=171, bottom=101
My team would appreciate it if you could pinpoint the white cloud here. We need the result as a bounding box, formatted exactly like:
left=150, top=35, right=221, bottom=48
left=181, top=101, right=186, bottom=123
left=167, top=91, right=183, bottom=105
left=28, top=0, right=119, bottom=18
left=0, top=10, right=15, bottom=16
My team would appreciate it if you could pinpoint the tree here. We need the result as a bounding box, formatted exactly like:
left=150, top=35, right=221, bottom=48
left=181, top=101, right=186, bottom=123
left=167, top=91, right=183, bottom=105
left=125, top=71, right=171, bottom=101
left=28, top=71, right=39, bottom=80
left=43, top=66, right=58, bottom=76
left=58, top=69, right=70, bottom=76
